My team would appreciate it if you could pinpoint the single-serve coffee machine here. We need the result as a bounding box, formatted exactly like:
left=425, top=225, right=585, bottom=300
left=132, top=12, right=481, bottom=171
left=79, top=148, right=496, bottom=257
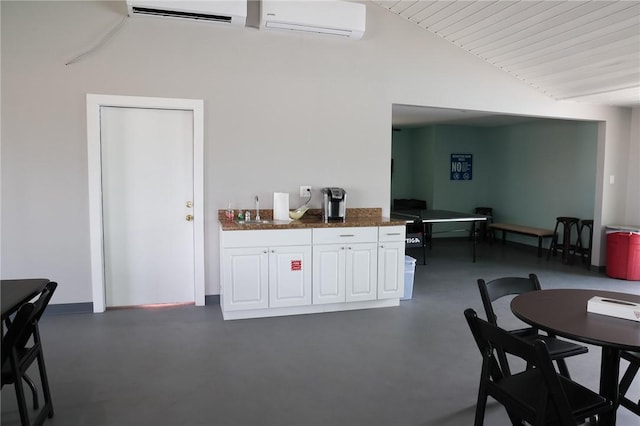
left=321, top=187, right=347, bottom=222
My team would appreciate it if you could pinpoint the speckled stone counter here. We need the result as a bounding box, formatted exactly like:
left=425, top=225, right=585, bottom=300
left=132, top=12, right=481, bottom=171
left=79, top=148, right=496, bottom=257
left=218, top=208, right=404, bottom=231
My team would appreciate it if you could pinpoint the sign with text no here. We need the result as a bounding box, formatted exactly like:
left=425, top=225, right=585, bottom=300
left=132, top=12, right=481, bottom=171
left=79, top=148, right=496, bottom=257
left=450, top=153, right=473, bottom=181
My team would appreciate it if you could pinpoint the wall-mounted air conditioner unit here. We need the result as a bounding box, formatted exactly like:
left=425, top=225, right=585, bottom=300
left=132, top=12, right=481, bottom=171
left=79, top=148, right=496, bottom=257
left=126, top=0, right=247, bottom=26
left=259, top=1, right=366, bottom=40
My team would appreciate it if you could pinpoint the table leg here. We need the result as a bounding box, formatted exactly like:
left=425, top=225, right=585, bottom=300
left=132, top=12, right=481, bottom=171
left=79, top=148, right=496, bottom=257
left=422, top=222, right=427, bottom=265
left=471, top=221, right=477, bottom=263
left=537, top=237, right=542, bottom=257
left=562, top=230, right=571, bottom=264
left=599, top=347, right=621, bottom=426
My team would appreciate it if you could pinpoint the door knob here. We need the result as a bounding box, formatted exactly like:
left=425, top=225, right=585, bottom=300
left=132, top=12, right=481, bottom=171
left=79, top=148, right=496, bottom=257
left=186, top=201, right=193, bottom=208
left=185, top=214, right=194, bottom=221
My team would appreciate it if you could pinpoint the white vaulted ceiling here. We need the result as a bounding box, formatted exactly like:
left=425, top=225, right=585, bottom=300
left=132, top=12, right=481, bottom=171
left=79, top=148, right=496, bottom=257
left=373, top=0, right=640, bottom=107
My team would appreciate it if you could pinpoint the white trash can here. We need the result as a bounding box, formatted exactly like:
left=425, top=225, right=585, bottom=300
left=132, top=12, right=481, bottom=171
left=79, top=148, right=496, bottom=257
left=401, top=256, right=416, bottom=300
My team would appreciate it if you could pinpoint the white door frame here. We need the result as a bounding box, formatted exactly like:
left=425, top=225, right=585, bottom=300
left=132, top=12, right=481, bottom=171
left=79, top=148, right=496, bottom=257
left=86, top=94, right=205, bottom=313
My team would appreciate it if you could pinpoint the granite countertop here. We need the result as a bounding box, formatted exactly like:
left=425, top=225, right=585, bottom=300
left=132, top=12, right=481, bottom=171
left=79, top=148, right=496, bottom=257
left=218, top=208, right=405, bottom=231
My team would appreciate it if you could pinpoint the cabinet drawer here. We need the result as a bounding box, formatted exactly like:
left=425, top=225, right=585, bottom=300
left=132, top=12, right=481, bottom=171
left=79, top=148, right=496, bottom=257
left=378, top=226, right=406, bottom=242
left=222, top=229, right=312, bottom=248
left=313, top=227, right=378, bottom=244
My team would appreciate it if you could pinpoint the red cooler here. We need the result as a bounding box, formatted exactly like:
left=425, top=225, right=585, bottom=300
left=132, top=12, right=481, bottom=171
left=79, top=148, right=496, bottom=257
left=606, top=226, right=640, bottom=280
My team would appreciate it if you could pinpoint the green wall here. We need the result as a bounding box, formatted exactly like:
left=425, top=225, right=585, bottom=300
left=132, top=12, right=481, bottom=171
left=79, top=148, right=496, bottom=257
left=391, top=126, right=436, bottom=207
left=431, top=126, right=492, bottom=213
left=391, top=119, right=598, bottom=244
left=390, top=129, right=416, bottom=200
left=487, top=121, right=598, bottom=244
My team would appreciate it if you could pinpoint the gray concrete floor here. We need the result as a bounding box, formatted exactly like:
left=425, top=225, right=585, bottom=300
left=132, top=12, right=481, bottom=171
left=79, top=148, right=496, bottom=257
left=2, top=239, right=639, bottom=425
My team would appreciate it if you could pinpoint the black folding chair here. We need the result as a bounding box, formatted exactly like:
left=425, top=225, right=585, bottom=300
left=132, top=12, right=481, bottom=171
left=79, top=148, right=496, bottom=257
left=619, top=351, right=640, bottom=416
left=464, top=308, right=612, bottom=425
left=1, top=281, right=57, bottom=426
left=477, top=274, right=587, bottom=378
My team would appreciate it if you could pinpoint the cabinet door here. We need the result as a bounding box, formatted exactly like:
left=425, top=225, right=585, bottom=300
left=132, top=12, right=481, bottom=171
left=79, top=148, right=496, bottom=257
left=345, top=243, right=378, bottom=302
left=312, top=244, right=346, bottom=304
left=377, top=241, right=405, bottom=299
left=222, top=247, right=269, bottom=311
left=269, top=245, right=312, bottom=308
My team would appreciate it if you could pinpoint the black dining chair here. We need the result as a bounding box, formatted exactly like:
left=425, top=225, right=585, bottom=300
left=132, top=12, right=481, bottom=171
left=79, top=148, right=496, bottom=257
left=464, top=308, right=613, bottom=426
left=477, top=274, right=588, bottom=378
left=574, top=219, right=594, bottom=266
left=547, top=217, right=580, bottom=264
left=619, top=351, right=640, bottom=416
left=468, top=207, right=494, bottom=242
left=2, top=322, right=39, bottom=411
left=1, top=281, right=57, bottom=426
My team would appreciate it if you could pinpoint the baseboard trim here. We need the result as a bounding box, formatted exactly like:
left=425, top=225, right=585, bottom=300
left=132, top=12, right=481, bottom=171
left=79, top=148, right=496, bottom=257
left=205, top=295, right=220, bottom=306
left=45, top=296, right=221, bottom=315
left=45, top=302, right=93, bottom=315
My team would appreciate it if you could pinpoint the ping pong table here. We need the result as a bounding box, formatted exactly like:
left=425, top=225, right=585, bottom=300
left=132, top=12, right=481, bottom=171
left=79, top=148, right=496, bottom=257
left=391, top=209, right=489, bottom=263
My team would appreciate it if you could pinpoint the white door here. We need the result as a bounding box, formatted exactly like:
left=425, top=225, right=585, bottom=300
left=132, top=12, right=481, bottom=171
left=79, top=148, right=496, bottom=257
left=222, top=248, right=269, bottom=311
left=101, top=106, right=195, bottom=307
left=269, top=245, right=312, bottom=308
left=345, top=243, right=378, bottom=302
left=312, top=244, right=346, bottom=304
left=378, top=241, right=405, bottom=299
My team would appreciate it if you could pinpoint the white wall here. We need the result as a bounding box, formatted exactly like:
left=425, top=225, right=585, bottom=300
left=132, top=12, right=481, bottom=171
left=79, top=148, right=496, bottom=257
left=1, top=1, right=635, bottom=304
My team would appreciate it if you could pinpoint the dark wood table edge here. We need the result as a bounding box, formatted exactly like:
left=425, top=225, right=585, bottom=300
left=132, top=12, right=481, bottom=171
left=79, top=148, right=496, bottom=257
left=1, top=278, right=50, bottom=320
left=511, top=289, right=640, bottom=351
left=511, top=289, right=640, bottom=426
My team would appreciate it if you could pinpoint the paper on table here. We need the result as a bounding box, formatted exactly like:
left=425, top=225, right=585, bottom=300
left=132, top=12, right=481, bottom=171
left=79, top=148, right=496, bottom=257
left=587, top=296, right=640, bottom=322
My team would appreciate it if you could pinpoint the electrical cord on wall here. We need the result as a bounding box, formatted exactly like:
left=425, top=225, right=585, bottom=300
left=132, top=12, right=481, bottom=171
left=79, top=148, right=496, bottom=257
left=65, top=16, right=129, bottom=66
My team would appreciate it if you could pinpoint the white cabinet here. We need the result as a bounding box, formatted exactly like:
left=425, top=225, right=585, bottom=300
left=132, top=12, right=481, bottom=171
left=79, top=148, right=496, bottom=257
left=222, top=247, right=269, bottom=311
left=220, top=224, right=405, bottom=320
left=220, top=229, right=312, bottom=314
left=345, top=242, right=378, bottom=302
left=268, top=245, right=312, bottom=308
left=312, top=243, right=345, bottom=304
left=377, top=226, right=406, bottom=299
left=312, top=227, right=378, bottom=304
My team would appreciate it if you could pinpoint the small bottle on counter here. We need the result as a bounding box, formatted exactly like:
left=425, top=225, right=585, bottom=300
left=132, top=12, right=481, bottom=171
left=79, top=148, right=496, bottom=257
left=245, top=211, right=251, bottom=221
left=237, top=210, right=244, bottom=221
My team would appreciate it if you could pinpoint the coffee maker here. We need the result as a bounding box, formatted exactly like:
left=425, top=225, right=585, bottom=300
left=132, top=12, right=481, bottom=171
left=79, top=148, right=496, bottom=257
left=321, top=187, right=347, bottom=222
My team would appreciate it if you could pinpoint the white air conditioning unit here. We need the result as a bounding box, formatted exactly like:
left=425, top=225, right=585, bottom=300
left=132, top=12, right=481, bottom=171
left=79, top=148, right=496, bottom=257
left=126, top=0, right=247, bottom=26
left=259, top=1, right=366, bottom=40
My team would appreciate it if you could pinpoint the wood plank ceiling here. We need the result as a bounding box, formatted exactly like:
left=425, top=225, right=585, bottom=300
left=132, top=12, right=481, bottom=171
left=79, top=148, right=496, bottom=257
left=373, top=1, right=640, bottom=107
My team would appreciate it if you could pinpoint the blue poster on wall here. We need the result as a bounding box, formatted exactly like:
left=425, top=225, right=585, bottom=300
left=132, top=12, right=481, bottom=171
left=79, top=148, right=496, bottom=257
left=450, top=153, right=473, bottom=180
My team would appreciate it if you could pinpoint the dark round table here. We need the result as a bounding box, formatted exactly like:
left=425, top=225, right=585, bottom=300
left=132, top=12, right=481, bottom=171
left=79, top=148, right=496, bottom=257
left=1, top=279, right=50, bottom=320
left=512, top=289, right=640, bottom=426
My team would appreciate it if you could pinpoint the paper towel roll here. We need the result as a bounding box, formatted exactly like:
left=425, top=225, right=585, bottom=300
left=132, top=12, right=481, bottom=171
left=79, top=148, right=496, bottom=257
left=273, top=192, right=290, bottom=221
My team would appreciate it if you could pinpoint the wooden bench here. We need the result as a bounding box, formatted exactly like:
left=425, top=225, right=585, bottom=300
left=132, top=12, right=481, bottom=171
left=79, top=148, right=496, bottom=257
left=489, top=223, right=555, bottom=257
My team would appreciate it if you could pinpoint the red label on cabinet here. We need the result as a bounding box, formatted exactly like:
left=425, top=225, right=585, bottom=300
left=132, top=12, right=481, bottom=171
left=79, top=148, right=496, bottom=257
left=291, top=260, right=302, bottom=271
